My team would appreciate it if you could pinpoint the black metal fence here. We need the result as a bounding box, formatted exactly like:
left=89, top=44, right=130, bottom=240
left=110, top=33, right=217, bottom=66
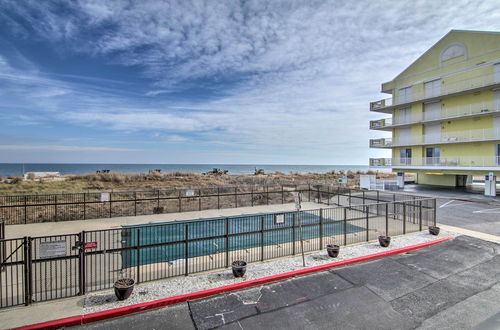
left=0, top=195, right=436, bottom=309
left=0, top=185, right=428, bottom=225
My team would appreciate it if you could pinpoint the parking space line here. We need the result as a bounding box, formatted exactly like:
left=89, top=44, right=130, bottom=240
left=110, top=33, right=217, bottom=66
left=472, top=208, right=500, bottom=214
left=439, top=200, right=470, bottom=208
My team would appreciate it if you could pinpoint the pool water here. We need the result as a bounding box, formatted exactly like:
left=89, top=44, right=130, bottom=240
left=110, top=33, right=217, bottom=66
left=121, top=211, right=364, bottom=268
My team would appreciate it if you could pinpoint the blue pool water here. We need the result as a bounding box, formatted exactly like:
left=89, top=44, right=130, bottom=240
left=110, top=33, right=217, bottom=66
left=121, top=212, right=364, bottom=268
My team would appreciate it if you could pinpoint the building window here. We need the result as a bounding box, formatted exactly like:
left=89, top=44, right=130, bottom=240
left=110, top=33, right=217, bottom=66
left=400, top=148, right=412, bottom=165
left=425, top=79, right=441, bottom=98
left=398, top=87, right=412, bottom=104
left=426, top=147, right=441, bottom=165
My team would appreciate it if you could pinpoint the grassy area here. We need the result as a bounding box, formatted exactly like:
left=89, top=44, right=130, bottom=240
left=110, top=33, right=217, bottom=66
left=0, top=171, right=394, bottom=195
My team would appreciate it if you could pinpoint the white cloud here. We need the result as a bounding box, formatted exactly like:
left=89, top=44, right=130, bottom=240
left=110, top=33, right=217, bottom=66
left=0, top=145, right=137, bottom=152
left=1, top=0, right=500, bottom=163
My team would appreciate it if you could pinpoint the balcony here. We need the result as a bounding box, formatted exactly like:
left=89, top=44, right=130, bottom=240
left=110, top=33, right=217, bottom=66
left=370, top=72, right=500, bottom=112
left=370, top=101, right=499, bottom=130
left=370, top=156, right=500, bottom=169
left=369, top=138, right=393, bottom=148
left=369, top=158, right=392, bottom=167
left=388, top=127, right=500, bottom=147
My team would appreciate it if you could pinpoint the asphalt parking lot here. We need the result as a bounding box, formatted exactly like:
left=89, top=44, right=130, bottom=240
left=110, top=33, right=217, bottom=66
left=437, top=198, right=500, bottom=236
left=74, top=235, right=500, bottom=330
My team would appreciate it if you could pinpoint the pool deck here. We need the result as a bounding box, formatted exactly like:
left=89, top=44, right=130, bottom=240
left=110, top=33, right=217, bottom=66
left=5, top=202, right=327, bottom=238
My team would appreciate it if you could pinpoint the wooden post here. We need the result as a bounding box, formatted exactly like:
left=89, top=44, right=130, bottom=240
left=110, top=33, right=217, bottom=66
left=234, top=187, right=237, bottom=208
left=217, top=187, right=220, bottom=209
left=134, top=192, right=137, bottom=216
left=281, top=185, right=284, bottom=204
left=250, top=186, right=253, bottom=207
left=178, top=190, right=181, bottom=212
left=24, top=196, right=27, bottom=224
left=109, top=193, right=112, bottom=218
left=199, top=189, right=202, bottom=211
left=54, top=195, right=58, bottom=222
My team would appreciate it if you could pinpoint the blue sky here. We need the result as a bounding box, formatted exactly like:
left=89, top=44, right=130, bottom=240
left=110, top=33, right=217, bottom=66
left=1, top=0, right=499, bottom=165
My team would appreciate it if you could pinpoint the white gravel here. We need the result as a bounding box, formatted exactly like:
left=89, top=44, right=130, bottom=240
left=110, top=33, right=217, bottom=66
left=83, top=230, right=459, bottom=314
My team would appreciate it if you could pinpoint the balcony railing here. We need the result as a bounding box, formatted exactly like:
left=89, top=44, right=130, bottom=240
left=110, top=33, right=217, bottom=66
left=387, top=127, right=500, bottom=147
left=370, top=72, right=500, bottom=111
left=370, top=101, right=499, bottom=129
left=370, top=157, right=500, bottom=168
left=369, top=138, right=393, bottom=148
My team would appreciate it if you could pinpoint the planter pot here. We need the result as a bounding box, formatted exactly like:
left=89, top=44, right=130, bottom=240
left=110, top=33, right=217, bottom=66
left=326, top=244, right=340, bottom=258
left=378, top=235, right=391, bottom=247
left=114, top=278, right=135, bottom=301
left=428, top=226, right=440, bottom=236
left=231, top=260, right=247, bottom=278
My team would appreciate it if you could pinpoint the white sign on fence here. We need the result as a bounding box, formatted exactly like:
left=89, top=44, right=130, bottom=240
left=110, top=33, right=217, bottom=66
left=274, top=214, right=285, bottom=224
left=186, top=190, right=195, bottom=197
left=100, top=192, right=110, bottom=202
left=39, top=241, right=67, bottom=259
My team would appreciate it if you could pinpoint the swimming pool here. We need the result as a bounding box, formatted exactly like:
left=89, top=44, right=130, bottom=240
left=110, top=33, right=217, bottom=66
left=121, top=211, right=364, bottom=268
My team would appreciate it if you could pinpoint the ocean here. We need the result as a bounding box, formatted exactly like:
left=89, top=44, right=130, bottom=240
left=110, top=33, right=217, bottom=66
left=0, top=163, right=377, bottom=177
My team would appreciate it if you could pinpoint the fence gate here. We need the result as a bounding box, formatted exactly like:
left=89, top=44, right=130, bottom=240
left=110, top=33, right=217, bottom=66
left=0, top=238, right=26, bottom=308
left=30, top=234, right=81, bottom=304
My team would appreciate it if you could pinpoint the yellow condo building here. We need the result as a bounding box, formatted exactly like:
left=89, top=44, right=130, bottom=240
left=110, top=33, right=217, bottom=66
left=369, top=30, right=500, bottom=193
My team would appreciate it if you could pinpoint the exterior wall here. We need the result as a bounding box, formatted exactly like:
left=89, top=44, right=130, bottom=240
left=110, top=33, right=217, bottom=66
left=416, top=173, right=457, bottom=186
left=382, top=31, right=500, bottom=91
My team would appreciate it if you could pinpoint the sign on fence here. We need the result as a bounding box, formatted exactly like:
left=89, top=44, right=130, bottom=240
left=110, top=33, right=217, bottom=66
left=186, top=190, right=195, bottom=197
left=274, top=214, right=285, bottom=224
left=84, top=242, right=98, bottom=250
left=39, top=241, right=67, bottom=259
left=100, top=192, right=110, bottom=202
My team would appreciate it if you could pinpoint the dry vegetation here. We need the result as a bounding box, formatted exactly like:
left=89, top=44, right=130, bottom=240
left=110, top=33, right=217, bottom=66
left=0, top=170, right=395, bottom=195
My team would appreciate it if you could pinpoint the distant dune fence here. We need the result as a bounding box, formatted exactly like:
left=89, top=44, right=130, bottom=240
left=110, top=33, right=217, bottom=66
left=0, top=191, right=437, bottom=308
left=0, top=185, right=428, bottom=225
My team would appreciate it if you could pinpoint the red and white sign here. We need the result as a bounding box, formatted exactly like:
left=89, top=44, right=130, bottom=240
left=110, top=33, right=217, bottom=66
left=84, top=242, right=98, bottom=250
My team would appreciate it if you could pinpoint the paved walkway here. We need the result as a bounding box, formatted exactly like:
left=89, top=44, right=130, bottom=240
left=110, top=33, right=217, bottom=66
left=72, top=235, right=500, bottom=329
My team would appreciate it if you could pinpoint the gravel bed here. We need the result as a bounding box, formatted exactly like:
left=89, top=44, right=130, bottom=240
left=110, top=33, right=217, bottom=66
left=84, top=230, right=458, bottom=314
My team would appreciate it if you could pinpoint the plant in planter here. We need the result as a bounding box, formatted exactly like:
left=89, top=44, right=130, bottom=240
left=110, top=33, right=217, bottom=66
left=153, top=206, right=164, bottom=214
left=114, top=278, right=135, bottom=300
left=378, top=235, right=391, bottom=247
left=326, top=244, right=340, bottom=258
left=428, top=226, right=440, bottom=236
left=231, top=260, right=247, bottom=278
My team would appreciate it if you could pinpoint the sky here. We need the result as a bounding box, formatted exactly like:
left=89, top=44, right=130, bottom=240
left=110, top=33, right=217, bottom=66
left=1, top=0, right=500, bottom=165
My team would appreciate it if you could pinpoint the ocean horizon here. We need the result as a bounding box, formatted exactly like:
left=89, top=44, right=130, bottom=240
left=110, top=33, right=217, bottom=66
left=0, top=163, right=383, bottom=177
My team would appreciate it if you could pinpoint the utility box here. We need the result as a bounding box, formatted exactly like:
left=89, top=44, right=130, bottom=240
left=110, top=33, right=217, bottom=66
left=485, top=173, right=497, bottom=197
left=397, top=172, right=405, bottom=189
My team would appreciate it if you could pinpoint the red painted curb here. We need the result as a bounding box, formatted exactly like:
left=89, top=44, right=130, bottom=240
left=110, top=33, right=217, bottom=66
left=15, top=236, right=453, bottom=330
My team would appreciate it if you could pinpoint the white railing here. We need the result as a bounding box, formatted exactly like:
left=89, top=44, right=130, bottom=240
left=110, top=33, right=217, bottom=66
left=369, top=138, right=393, bottom=148
left=370, top=71, right=500, bottom=111
left=370, top=157, right=500, bottom=168
left=391, top=156, right=500, bottom=168
left=371, top=101, right=500, bottom=129
left=369, top=158, right=392, bottom=167
left=370, top=118, right=393, bottom=129
left=390, top=127, right=500, bottom=147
